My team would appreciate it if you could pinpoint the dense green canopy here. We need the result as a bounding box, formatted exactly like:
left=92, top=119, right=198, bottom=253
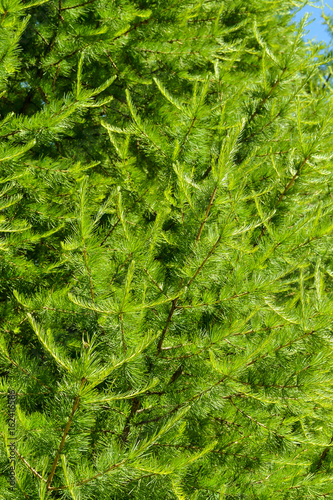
left=1, top=0, right=333, bottom=498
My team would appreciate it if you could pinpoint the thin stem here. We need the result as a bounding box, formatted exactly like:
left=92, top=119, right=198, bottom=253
left=157, top=298, right=179, bottom=354
left=15, top=449, right=46, bottom=482
left=196, top=185, right=218, bottom=242
left=46, top=377, right=86, bottom=489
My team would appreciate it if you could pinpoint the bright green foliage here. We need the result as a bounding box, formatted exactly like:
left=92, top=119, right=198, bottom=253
left=1, top=0, right=333, bottom=499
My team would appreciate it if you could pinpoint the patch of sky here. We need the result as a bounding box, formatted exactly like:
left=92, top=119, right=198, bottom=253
left=292, top=1, right=333, bottom=47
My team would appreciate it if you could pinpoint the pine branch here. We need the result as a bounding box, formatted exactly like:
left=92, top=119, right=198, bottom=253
left=187, top=234, right=222, bottom=288
left=195, top=184, right=218, bottom=242
left=257, top=154, right=311, bottom=242
left=313, top=435, right=333, bottom=472
left=46, top=377, right=87, bottom=489
left=1, top=1, right=332, bottom=497
left=247, top=67, right=287, bottom=124
left=1, top=353, right=53, bottom=392
left=48, top=459, right=128, bottom=491
left=15, top=448, right=46, bottom=483
left=157, top=297, right=179, bottom=355
left=157, top=232, right=222, bottom=353
left=121, top=397, right=140, bottom=444
left=246, top=330, right=316, bottom=368
left=143, top=267, right=170, bottom=299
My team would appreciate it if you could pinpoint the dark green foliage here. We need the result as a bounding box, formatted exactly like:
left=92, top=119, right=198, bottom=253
left=1, top=0, right=333, bottom=498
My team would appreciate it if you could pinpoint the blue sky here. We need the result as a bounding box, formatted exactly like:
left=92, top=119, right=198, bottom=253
left=293, top=2, right=333, bottom=46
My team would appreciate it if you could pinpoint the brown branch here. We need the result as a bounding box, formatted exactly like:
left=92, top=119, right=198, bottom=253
left=100, top=189, right=150, bottom=247
left=15, top=449, right=47, bottom=482
left=106, top=51, right=119, bottom=71
left=121, top=397, right=140, bottom=444
left=112, top=20, right=149, bottom=42
left=229, top=399, right=273, bottom=432
left=42, top=305, right=90, bottom=315
left=248, top=67, right=287, bottom=124
left=322, top=72, right=332, bottom=91
left=143, top=267, right=169, bottom=298
left=246, top=330, right=315, bottom=368
left=48, top=459, right=128, bottom=490
left=135, top=403, right=183, bottom=426
left=109, top=252, right=134, bottom=286
left=46, top=377, right=86, bottom=489
left=100, top=218, right=121, bottom=246
left=157, top=233, right=222, bottom=353
left=187, top=234, right=222, bottom=288
left=58, top=0, right=65, bottom=21
left=201, top=165, right=212, bottom=180
left=257, top=154, right=310, bottom=242
left=48, top=44, right=89, bottom=68
left=314, top=435, right=333, bottom=471
left=35, top=29, right=50, bottom=47
left=4, top=354, right=53, bottom=392
left=1, top=10, right=8, bottom=23
left=244, top=109, right=282, bottom=142
left=157, top=297, right=179, bottom=354
left=196, top=185, right=218, bottom=242
left=114, top=377, right=227, bottom=429
left=168, top=365, right=183, bottom=385
left=0, top=129, right=20, bottom=139
left=179, top=115, right=197, bottom=154
left=276, top=155, right=310, bottom=205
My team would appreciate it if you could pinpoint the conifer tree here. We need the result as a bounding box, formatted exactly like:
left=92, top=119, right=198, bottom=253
left=1, top=0, right=333, bottom=498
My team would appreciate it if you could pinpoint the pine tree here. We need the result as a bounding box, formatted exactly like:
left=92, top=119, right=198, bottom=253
left=1, top=0, right=333, bottom=498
